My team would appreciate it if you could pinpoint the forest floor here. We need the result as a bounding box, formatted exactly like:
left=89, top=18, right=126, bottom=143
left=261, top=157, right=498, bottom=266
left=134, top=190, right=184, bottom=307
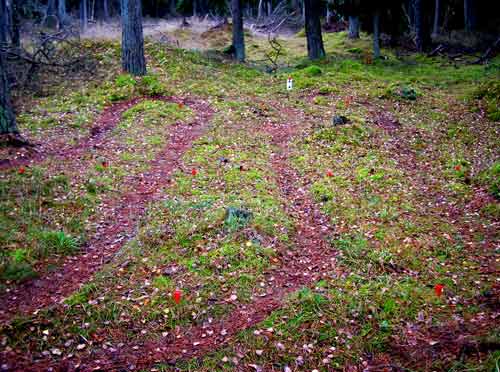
left=0, top=30, right=499, bottom=371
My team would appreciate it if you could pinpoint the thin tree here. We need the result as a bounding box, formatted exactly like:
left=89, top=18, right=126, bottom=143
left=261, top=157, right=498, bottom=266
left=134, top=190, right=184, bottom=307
left=304, top=0, right=325, bottom=60
left=373, top=8, right=380, bottom=59
left=11, top=0, right=21, bottom=47
left=121, top=0, right=146, bottom=75
left=346, top=0, right=360, bottom=39
left=231, top=0, right=245, bottom=61
left=80, top=0, right=88, bottom=31
left=464, top=0, right=475, bottom=32
left=432, top=0, right=440, bottom=37
left=0, top=0, right=18, bottom=135
left=103, top=0, right=110, bottom=21
left=348, top=15, right=360, bottom=38
left=414, top=0, right=430, bottom=51
left=58, top=0, right=67, bottom=27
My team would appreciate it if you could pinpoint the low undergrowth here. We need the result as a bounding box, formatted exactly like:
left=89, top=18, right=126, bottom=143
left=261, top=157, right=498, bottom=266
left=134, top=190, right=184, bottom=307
left=1, top=31, right=498, bottom=371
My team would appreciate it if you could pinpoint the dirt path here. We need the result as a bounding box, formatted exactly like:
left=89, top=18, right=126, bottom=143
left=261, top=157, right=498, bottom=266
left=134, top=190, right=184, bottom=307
left=4, top=103, right=341, bottom=370
left=0, top=95, right=214, bottom=324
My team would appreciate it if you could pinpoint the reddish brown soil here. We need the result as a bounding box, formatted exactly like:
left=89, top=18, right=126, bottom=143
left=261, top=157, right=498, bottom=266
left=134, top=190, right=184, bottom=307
left=1, top=103, right=341, bottom=371
left=0, top=95, right=214, bottom=324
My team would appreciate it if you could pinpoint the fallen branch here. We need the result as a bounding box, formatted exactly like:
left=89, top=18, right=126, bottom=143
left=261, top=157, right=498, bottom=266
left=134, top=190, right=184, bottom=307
left=473, top=36, right=500, bottom=64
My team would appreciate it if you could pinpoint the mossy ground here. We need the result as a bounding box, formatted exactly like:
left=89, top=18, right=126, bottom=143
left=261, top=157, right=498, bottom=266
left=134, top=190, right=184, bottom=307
left=0, top=29, right=498, bottom=370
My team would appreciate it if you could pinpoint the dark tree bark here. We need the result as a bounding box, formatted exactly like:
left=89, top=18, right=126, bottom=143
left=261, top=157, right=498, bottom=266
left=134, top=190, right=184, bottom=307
left=432, top=0, right=440, bottom=36
left=11, top=0, right=20, bottom=47
left=414, top=0, right=430, bottom=51
left=231, top=0, right=245, bottom=62
left=348, top=16, right=360, bottom=39
left=58, top=0, right=67, bottom=27
left=80, top=0, right=88, bottom=30
left=326, top=0, right=334, bottom=26
left=304, top=0, right=325, bottom=60
left=103, top=0, right=110, bottom=20
left=169, top=0, right=177, bottom=16
left=121, top=0, right=146, bottom=76
left=0, top=0, right=18, bottom=135
left=0, top=54, right=17, bottom=135
left=464, top=0, right=476, bottom=32
left=44, top=0, right=59, bottom=28
left=373, top=9, right=380, bottom=59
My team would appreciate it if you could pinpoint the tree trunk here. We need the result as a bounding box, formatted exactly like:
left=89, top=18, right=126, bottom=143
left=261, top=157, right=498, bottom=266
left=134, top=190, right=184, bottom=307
left=103, top=0, right=110, bottom=21
left=10, top=0, right=20, bottom=46
left=415, top=0, right=430, bottom=53
left=80, top=0, right=88, bottom=31
left=169, top=0, right=176, bottom=16
left=348, top=15, right=359, bottom=39
left=431, top=0, right=439, bottom=37
left=304, top=0, right=325, bottom=60
left=267, top=0, right=272, bottom=17
left=257, top=0, right=264, bottom=19
left=326, top=0, right=333, bottom=26
left=121, top=0, right=146, bottom=76
left=373, top=9, right=380, bottom=59
left=231, top=0, right=245, bottom=62
left=0, top=0, right=18, bottom=135
left=44, top=0, right=59, bottom=28
left=58, top=0, right=67, bottom=27
left=0, top=56, right=18, bottom=134
left=464, top=0, right=475, bottom=32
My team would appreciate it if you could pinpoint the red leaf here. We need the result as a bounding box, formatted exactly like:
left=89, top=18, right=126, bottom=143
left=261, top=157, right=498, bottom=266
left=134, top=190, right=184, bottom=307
left=454, top=165, right=461, bottom=171
left=173, top=289, right=181, bottom=304
left=191, top=168, right=197, bottom=176
left=434, top=284, right=444, bottom=297
left=18, top=167, right=25, bottom=174
left=326, top=170, right=333, bottom=177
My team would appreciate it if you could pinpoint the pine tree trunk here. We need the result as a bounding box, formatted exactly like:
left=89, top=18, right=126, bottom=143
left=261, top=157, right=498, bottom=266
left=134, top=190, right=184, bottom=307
left=44, top=0, right=59, bottom=28
left=103, top=0, right=110, bottom=21
left=11, top=0, right=20, bottom=46
left=121, top=0, right=146, bottom=76
left=373, top=9, right=380, bottom=59
left=231, top=0, right=245, bottom=62
left=304, top=0, right=325, bottom=60
left=58, top=0, right=67, bottom=27
left=267, top=0, right=272, bottom=17
left=257, top=0, right=263, bottom=19
left=464, top=0, right=475, bottom=32
left=348, top=15, right=359, bottom=39
left=432, top=0, right=439, bottom=37
left=80, top=0, right=88, bottom=31
left=415, top=0, right=432, bottom=51
left=326, top=0, right=333, bottom=26
left=0, top=0, right=18, bottom=136
left=415, top=0, right=424, bottom=51
left=169, top=0, right=176, bottom=16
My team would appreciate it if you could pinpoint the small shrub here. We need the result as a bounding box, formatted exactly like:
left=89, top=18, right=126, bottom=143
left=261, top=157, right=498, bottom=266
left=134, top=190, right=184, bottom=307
left=303, top=65, right=322, bottom=77
left=115, top=74, right=137, bottom=88
left=471, top=81, right=500, bottom=122
left=1, top=261, right=37, bottom=282
left=38, top=230, right=79, bottom=257
left=138, top=75, right=166, bottom=96
left=318, top=86, right=335, bottom=95
left=382, top=84, right=420, bottom=101
left=224, top=207, right=253, bottom=232
left=477, top=162, right=500, bottom=199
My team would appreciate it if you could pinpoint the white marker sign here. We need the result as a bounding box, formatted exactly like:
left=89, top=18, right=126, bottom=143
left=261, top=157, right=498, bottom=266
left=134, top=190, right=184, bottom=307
left=287, top=77, right=293, bottom=91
